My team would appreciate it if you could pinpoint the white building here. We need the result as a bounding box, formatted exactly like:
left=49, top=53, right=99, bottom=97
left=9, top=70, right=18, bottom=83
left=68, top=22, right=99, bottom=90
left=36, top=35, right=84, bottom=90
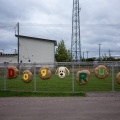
left=0, top=53, right=17, bottom=63
left=15, top=35, right=57, bottom=63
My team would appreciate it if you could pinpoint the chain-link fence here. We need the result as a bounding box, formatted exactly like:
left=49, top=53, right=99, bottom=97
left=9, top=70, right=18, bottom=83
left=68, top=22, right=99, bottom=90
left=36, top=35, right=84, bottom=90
left=0, top=62, right=120, bottom=93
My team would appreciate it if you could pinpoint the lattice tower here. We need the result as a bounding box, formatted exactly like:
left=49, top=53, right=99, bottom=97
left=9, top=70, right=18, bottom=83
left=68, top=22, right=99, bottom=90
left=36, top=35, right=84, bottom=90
left=71, top=0, right=81, bottom=61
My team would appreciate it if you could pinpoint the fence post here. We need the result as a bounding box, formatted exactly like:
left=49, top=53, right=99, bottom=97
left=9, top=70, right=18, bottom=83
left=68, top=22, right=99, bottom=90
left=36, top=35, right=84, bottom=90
left=34, top=62, right=36, bottom=92
left=109, top=64, right=112, bottom=76
left=112, top=63, right=115, bottom=92
left=72, top=62, right=74, bottom=93
left=4, top=63, right=7, bottom=90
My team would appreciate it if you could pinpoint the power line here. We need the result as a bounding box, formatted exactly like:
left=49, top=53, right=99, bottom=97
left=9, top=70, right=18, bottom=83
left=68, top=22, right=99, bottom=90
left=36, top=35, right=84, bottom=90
left=1, top=21, right=120, bottom=28
left=20, top=23, right=120, bottom=27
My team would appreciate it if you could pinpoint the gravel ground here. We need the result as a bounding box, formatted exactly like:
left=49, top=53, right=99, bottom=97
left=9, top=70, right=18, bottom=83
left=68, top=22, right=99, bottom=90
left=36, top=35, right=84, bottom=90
left=0, top=93, right=120, bottom=120
left=86, top=91, right=120, bottom=97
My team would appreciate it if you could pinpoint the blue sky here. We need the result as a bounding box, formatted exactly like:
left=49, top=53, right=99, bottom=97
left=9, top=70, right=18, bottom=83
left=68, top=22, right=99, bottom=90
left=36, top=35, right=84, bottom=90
left=0, top=0, right=120, bottom=58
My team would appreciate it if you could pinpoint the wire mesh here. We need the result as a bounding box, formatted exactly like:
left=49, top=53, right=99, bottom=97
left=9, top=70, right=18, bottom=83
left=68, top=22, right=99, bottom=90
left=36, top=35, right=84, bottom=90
left=0, top=62, right=120, bottom=93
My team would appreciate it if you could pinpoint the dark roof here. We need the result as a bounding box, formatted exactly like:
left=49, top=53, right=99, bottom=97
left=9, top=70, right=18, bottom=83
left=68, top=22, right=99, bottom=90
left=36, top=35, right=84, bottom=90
left=15, top=35, right=57, bottom=46
left=0, top=54, right=18, bottom=56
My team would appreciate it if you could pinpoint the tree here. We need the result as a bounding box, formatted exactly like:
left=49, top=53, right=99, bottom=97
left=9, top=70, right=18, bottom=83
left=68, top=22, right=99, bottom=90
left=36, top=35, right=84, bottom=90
left=101, top=53, right=115, bottom=61
left=55, top=40, right=71, bottom=62
left=86, top=57, right=96, bottom=61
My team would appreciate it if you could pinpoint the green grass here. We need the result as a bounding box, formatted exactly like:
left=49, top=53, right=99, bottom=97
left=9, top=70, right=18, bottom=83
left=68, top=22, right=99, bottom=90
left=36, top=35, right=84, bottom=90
left=0, top=72, right=120, bottom=97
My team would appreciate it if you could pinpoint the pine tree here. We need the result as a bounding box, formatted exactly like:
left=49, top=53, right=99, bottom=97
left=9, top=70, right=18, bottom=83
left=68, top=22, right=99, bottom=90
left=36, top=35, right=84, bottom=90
left=55, top=40, right=71, bottom=62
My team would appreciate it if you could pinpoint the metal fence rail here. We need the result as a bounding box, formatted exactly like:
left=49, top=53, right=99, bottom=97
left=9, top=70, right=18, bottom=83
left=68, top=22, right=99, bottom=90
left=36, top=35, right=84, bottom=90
left=0, top=62, right=120, bottom=93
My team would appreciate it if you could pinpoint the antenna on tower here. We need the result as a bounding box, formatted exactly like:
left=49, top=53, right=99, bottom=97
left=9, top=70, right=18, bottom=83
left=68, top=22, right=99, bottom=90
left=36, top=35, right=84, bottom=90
left=71, top=0, right=81, bottom=62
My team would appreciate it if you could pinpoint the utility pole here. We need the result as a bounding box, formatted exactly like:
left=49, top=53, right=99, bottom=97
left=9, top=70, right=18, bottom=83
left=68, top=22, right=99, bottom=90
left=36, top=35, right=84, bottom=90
left=108, top=49, right=111, bottom=57
left=98, top=44, right=102, bottom=61
left=86, top=51, right=89, bottom=59
left=17, top=22, right=19, bottom=63
left=83, top=51, right=84, bottom=61
left=71, top=0, right=81, bottom=62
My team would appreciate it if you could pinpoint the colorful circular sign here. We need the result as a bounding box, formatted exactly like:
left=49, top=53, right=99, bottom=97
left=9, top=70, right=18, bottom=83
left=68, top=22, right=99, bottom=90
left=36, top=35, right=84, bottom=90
left=22, top=70, right=33, bottom=83
left=76, top=70, right=90, bottom=85
left=116, top=72, right=120, bottom=84
left=55, top=67, right=70, bottom=78
left=39, top=66, right=52, bottom=80
left=7, top=66, right=19, bottom=79
left=94, top=65, right=108, bottom=79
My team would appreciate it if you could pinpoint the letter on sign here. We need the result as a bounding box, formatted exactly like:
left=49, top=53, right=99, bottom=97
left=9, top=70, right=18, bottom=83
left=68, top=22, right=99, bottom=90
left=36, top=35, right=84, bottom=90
left=41, top=69, right=47, bottom=77
left=7, top=68, right=15, bottom=79
left=79, top=73, right=87, bottom=82
left=98, top=69, right=105, bottom=76
left=23, top=73, right=29, bottom=81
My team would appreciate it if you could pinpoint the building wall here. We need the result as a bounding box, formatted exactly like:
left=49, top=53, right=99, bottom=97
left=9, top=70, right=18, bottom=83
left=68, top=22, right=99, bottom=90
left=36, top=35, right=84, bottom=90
left=0, top=55, right=17, bottom=63
left=19, top=37, right=55, bottom=63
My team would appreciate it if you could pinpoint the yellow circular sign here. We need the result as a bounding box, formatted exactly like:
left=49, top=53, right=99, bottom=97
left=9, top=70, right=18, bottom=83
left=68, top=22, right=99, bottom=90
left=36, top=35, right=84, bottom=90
left=39, top=66, right=51, bottom=80
left=22, top=70, right=33, bottom=83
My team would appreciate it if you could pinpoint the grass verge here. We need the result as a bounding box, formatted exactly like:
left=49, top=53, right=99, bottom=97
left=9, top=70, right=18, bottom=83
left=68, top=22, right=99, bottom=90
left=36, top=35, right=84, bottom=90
left=0, top=90, right=86, bottom=97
